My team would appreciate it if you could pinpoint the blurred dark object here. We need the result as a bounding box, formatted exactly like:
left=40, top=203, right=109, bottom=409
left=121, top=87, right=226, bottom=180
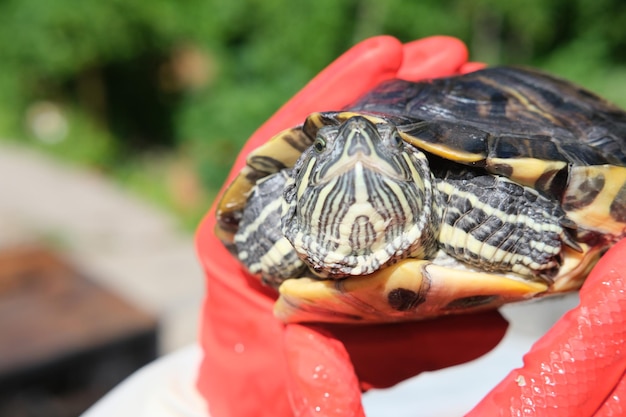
left=0, top=247, right=158, bottom=417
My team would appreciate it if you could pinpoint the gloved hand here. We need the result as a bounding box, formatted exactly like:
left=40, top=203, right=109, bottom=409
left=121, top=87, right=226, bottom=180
left=195, top=35, right=626, bottom=417
left=195, top=36, right=507, bottom=417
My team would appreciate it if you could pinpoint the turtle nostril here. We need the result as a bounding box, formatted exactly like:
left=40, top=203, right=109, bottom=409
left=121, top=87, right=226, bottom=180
left=347, top=135, right=372, bottom=156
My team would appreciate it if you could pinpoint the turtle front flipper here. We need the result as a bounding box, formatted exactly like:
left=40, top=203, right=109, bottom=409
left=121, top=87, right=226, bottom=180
left=436, top=171, right=574, bottom=281
left=274, top=259, right=549, bottom=323
left=234, top=170, right=306, bottom=287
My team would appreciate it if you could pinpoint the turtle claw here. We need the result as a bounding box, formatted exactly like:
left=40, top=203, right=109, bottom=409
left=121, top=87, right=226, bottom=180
left=274, top=259, right=549, bottom=323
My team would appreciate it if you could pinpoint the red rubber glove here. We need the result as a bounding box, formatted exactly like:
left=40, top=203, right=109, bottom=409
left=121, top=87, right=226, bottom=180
left=195, top=36, right=507, bottom=417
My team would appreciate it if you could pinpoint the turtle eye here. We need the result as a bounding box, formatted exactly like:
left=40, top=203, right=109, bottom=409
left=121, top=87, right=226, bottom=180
left=392, top=132, right=404, bottom=148
left=313, top=137, right=326, bottom=153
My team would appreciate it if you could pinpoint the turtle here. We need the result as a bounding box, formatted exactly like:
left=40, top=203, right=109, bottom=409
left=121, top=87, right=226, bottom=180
left=215, top=66, right=626, bottom=323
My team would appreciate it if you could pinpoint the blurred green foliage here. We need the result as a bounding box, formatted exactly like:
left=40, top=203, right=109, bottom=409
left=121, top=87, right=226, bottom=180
left=1, top=0, right=626, bottom=227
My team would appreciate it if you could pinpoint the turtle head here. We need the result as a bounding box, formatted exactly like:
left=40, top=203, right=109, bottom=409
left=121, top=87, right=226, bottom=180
left=282, top=115, right=439, bottom=277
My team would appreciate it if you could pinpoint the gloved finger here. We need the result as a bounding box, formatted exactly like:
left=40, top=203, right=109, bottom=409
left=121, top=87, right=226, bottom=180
left=459, top=61, right=488, bottom=74
left=285, top=324, right=365, bottom=417
left=467, top=239, right=626, bottom=417
left=397, top=35, right=469, bottom=80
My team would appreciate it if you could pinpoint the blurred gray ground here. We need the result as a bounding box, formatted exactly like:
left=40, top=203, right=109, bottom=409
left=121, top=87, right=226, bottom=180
left=0, top=143, right=204, bottom=353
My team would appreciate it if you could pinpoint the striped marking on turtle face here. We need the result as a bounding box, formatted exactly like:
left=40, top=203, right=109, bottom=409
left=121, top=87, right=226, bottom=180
left=282, top=116, right=439, bottom=277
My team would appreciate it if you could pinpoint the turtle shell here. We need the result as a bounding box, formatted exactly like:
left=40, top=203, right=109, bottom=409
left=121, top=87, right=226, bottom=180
left=215, top=66, right=626, bottom=323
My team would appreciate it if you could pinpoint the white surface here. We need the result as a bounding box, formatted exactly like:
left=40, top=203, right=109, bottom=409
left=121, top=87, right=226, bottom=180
left=81, top=345, right=208, bottom=417
left=81, top=295, right=578, bottom=417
